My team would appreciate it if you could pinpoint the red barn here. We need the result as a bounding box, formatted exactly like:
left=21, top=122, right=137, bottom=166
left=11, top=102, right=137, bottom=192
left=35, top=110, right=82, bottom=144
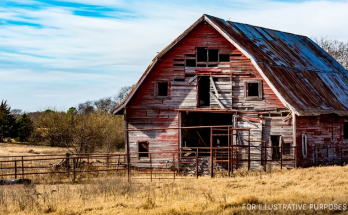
left=114, top=14, right=348, bottom=174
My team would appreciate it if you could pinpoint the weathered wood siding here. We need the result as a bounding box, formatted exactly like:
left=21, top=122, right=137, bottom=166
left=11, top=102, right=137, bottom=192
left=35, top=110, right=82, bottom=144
left=126, top=21, right=287, bottom=166
left=263, top=116, right=293, bottom=168
left=296, top=115, right=348, bottom=167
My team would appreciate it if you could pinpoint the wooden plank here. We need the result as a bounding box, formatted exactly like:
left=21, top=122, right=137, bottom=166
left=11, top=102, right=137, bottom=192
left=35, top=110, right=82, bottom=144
left=188, top=75, right=198, bottom=84
left=209, top=92, right=226, bottom=109
left=210, top=76, right=219, bottom=97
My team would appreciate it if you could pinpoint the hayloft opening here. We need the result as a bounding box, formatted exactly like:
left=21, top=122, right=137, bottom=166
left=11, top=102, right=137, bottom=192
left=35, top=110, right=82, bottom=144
left=344, top=122, right=348, bottom=139
left=186, top=59, right=196, bottom=67
left=158, top=82, right=168, bottom=96
left=248, top=83, right=259, bottom=97
left=219, top=54, right=230, bottom=62
left=197, top=47, right=207, bottom=62
left=138, top=141, right=149, bottom=158
left=208, top=49, right=218, bottom=62
left=198, top=76, right=210, bottom=107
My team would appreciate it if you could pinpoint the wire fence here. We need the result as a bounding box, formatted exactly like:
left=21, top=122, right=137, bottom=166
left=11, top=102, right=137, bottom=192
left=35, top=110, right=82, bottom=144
left=0, top=153, right=127, bottom=182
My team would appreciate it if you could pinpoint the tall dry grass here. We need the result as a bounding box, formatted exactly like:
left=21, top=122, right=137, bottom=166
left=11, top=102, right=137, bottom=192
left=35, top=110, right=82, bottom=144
left=1, top=165, right=348, bottom=215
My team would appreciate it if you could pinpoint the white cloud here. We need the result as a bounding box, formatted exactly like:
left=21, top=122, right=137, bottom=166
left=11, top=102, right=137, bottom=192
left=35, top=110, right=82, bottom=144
left=0, top=0, right=348, bottom=111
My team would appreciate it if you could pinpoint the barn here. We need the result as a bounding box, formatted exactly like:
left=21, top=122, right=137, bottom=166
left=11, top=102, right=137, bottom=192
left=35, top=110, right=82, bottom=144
left=114, top=14, right=348, bottom=175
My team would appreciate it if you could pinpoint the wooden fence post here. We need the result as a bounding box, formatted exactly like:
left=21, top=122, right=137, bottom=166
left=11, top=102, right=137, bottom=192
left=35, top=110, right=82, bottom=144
left=14, top=161, right=17, bottom=179
left=21, top=156, right=24, bottom=179
left=196, top=148, right=199, bottom=179
left=73, top=158, right=76, bottom=183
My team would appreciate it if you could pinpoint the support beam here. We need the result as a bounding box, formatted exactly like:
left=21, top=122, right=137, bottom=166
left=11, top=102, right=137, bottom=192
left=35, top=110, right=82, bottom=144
left=210, top=76, right=219, bottom=97
left=209, top=92, right=226, bottom=110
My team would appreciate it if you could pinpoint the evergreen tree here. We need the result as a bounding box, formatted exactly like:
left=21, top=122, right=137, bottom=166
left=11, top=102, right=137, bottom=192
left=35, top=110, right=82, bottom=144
left=15, top=113, right=34, bottom=142
left=0, top=100, right=16, bottom=142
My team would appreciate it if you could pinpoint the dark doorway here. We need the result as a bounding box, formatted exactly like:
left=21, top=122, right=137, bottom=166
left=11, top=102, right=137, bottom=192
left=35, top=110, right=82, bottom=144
left=181, top=112, right=233, bottom=148
left=271, top=135, right=281, bottom=160
left=198, top=76, right=210, bottom=107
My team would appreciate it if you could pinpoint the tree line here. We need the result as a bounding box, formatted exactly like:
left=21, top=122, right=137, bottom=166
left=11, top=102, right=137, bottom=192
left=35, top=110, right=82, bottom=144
left=0, top=85, right=133, bottom=153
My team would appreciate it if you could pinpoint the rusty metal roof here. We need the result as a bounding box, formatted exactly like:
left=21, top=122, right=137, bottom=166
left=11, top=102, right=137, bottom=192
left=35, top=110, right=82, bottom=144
left=205, top=15, right=348, bottom=116
left=114, top=14, right=348, bottom=116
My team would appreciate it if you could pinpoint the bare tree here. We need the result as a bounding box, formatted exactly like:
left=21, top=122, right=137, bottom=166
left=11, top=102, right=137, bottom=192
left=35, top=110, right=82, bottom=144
left=114, top=85, right=134, bottom=106
left=11, top=109, right=22, bottom=120
left=314, top=37, right=348, bottom=70
left=94, top=97, right=116, bottom=113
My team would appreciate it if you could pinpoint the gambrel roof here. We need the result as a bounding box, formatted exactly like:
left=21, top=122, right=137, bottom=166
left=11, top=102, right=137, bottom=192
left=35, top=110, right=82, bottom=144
left=114, top=14, right=348, bottom=116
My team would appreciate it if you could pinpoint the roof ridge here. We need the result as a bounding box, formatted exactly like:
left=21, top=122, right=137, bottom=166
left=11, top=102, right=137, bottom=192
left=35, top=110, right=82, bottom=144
left=204, top=14, right=307, bottom=38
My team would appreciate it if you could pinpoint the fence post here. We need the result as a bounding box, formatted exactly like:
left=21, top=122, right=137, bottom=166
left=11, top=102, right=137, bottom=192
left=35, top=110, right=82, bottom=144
left=66, top=153, right=70, bottom=169
left=264, top=141, right=267, bottom=172
left=196, top=148, right=199, bottom=179
left=232, top=128, right=234, bottom=174
left=150, top=153, right=152, bottom=182
left=14, top=161, right=17, bottom=179
left=107, top=154, right=109, bottom=169
left=228, top=128, right=230, bottom=177
left=341, top=146, right=343, bottom=162
left=73, top=158, right=76, bottom=183
left=21, top=156, right=24, bottom=179
left=281, top=143, right=283, bottom=170
left=210, top=127, right=213, bottom=178
left=173, top=153, right=175, bottom=180
left=248, top=130, right=251, bottom=171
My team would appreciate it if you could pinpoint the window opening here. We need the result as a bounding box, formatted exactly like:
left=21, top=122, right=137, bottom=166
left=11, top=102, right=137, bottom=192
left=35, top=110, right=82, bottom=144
left=138, top=141, right=149, bottom=158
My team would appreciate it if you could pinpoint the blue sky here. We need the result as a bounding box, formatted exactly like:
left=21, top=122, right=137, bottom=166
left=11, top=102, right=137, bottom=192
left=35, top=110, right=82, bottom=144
left=1, top=0, right=348, bottom=112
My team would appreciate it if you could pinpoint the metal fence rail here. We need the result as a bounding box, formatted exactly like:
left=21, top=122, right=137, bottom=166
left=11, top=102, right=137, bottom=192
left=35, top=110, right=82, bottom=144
left=0, top=153, right=127, bottom=182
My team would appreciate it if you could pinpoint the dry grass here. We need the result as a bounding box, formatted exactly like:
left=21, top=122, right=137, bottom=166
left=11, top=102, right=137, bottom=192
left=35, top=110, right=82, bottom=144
left=1, top=166, right=348, bottom=215
left=0, top=142, right=69, bottom=156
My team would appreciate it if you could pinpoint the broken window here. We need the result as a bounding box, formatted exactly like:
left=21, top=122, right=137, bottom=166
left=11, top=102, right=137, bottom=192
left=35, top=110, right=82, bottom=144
left=344, top=122, right=348, bottom=139
left=138, top=141, right=149, bottom=158
left=156, top=81, right=169, bottom=97
left=245, top=80, right=262, bottom=100
left=197, top=64, right=207, bottom=67
left=248, top=83, right=259, bottom=97
left=219, top=54, right=230, bottom=62
left=271, top=135, right=281, bottom=160
left=208, top=49, right=218, bottom=62
left=185, top=59, right=196, bottom=67
left=197, top=47, right=207, bottom=62
left=198, top=76, right=210, bottom=107
left=302, top=133, right=307, bottom=158
left=283, top=143, right=291, bottom=155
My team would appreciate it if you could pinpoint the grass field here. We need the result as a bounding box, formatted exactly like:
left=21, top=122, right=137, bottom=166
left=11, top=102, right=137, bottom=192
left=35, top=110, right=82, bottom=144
left=1, top=165, right=348, bottom=215
left=0, top=142, right=69, bottom=156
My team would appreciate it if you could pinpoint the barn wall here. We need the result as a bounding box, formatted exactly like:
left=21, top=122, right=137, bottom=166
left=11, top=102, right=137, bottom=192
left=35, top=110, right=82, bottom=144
left=296, top=115, right=348, bottom=167
left=126, top=21, right=286, bottom=165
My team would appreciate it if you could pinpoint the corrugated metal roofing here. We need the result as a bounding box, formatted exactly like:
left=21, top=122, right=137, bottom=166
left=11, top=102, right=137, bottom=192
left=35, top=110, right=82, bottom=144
left=114, top=14, right=348, bottom=116
left=205, top=15, right=348, bottom=116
